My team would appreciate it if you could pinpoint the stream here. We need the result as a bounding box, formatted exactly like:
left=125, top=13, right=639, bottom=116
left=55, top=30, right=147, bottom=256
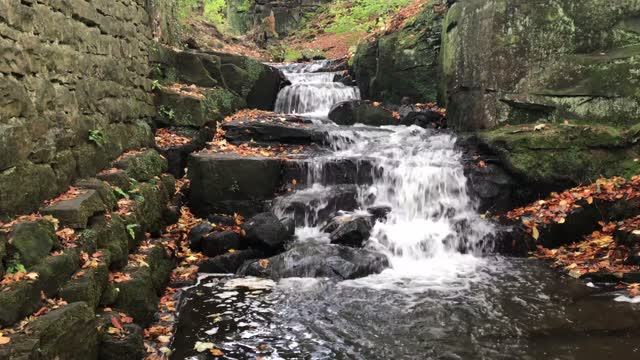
left=171, top=61, right=640, bottom=359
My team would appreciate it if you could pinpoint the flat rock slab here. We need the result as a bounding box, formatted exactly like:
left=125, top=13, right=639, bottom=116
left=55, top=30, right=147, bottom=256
left=9, top=219, right=58, bottom=267
left=329, top=100, right=398, bottom=126
left=188, top=152, right=282, bottom=216
left=41, top=189, right=105, bottom=229
left=238, top=242, right=389, bottom=281
left=222, top=116, right=326, bottom=145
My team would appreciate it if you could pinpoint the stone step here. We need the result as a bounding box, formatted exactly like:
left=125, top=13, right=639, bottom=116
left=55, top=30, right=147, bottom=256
left=154, top=127, right=216, bottom=178
left=41, top=190, right=106, bottom=230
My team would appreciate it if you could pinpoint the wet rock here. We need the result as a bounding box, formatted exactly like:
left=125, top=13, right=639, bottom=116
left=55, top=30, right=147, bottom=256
left=329, top=217, right=373, bottom=248
left=188, top=153, right=282, bottom=216
left=222, top=117, right=326, bottom=145
left=281, top=217, right=296, bottom=237
left=275, top=184, right=359, bottom=226
left=367, top=206, right=392, bottom=221
left=9, top=219, right=58, bottom=267
left=202, top=231, right=246, bottom=257
left=188, top=222, right=215, bottom=252
left=207, top=214, right=238, bottom=226
left=238, top=243, right=389, bottom=280
left=198, top=248, right=264, bottom=274
left=41, top=189, right=106, bottom=229
left=329, top=100, right=398, bottom=126
left=281, top=158, right=377, bottom=187
left=113, top=149, right=168, bottom=183
left=98, top=322, right=144, bottom=360
left=0, top=302, right=98, bottom=360
left=242, top=212, right=292, bottom=253
left=400, top=108, right=444, bottom=129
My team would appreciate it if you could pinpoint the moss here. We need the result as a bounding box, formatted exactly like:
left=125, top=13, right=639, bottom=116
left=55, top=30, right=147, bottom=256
left=478, top=123, right=640, bottom=185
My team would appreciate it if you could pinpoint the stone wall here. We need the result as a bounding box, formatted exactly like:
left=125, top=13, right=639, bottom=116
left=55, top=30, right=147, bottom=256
left=0, top=0, right=157, bottom=218
left=441, top=0, right=640, bottom=130
left=226, top=0, right=330, bottom=36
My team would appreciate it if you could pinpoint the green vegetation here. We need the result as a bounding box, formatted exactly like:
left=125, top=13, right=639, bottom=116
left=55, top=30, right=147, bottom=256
left=88, top=130, right=106, bottom=147
left=326, top=0, right=413, bottom=34
left=177, top=0, right=227, bottom=28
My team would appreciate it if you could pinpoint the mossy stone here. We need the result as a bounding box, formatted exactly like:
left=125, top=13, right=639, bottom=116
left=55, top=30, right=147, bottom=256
left=40, top=189, right=106, bottom=230
left=90, top=215, right=129, bottom=270
left=59, top=262, right=110, bottom=309
left=0, top=281, right=42, bottom=327
left=10, top=219, right=58, bottom=268
left=112, top=266, right=159, bottom=326
left=75, top=178, right=118, bottom=211
left=113, top=149, right=168, bottom=183
left=31, top=249, right=80, bottom=298
left=98, top=323, right=144, bottom=360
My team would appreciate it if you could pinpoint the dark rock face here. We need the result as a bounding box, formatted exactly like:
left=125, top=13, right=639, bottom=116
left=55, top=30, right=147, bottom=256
left=282, top=158, right=377, bottom=187
left=188, top=153, right=282, bottom=216
left=329, top=100, right=398, bottom=127
left=367, top=206, right=392, bottom=221
left=351, top=5, right=444, bottom=104
left=330, top=217, right=373, bottom=248
left=202, top=231, right=246, bottom=257
left=238, top=242, right=390, bottom=280
left=242, top=212, right=292, bottom=253
left=156, top=127, right=217, bottom=178
left=399, top=106, right=445, bottom=129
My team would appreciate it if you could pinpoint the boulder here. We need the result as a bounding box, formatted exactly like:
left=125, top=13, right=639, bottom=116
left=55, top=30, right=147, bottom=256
left=202, top=231, right=246, bottom=257
left=187, top=221, right=215, bottom=252
left=112, top=266, right=159, bottom=326
left=188, top=153, right=282, bottom=216
left=329, top=217, right=373, bottom=247
left=238, top=242, right=389, bottom=280
left=441, top=0, right=640, bottom=130
left=399, top=107, right=445, bottom=129
left=9, top=219, right=58, bottom=267
left=242, top=212, right=292, bottom=253
left=329, top=100, right=398, bottom=126
left=367, top=206, right=392, bottom=221
left=112, top=149, right=168, bottom=183
left=40, top=189, right=106, bottom=229
left=198, top=248, right=264, bottom=274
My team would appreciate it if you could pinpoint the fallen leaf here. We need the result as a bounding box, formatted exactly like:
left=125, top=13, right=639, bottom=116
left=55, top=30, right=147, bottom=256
left=0, top=336, right=10, bottom=345
left=532, top=226, right=540, bottom=240
left=210, top=348, right=224, bottom=356
left=194, top=341, right=214, bottom=352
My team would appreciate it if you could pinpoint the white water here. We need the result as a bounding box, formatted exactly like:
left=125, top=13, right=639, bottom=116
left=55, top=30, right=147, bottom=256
left=274, top=61, right=360, bottom=117
left=273, top=60, right=495, bottom=292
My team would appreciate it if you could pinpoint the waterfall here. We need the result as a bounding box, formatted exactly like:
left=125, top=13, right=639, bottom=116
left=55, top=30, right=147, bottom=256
left=274, top=61, right=361, bottom=117
left=272, top=60, right=493, bottom=275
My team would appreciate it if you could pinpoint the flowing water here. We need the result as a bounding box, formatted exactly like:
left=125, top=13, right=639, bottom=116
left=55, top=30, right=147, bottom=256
left=172, top=61, right=640, bottom=359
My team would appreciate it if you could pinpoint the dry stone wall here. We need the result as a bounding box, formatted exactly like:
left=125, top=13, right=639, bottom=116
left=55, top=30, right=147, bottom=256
left=0, top=0, right=156, bottom=218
